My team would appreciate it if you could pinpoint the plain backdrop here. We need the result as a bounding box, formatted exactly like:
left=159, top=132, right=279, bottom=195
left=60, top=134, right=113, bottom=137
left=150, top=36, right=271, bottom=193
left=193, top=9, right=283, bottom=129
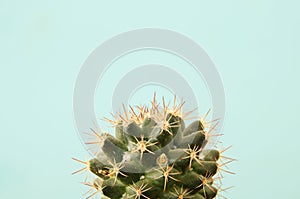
left=0, top=0, right=299, bottom=198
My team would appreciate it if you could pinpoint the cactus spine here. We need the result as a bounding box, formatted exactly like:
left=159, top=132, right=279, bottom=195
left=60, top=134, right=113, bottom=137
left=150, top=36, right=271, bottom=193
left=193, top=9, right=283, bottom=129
left=73, top=94, right=233, bottom=199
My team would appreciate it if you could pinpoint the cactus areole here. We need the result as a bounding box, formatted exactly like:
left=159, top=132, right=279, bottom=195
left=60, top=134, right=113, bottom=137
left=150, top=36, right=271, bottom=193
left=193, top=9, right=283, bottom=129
left=73, top=94, right=233, bottom=199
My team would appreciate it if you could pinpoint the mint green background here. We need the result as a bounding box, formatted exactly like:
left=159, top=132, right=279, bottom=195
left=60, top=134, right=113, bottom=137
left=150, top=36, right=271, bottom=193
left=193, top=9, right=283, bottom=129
left=1, top=1, right=299, bottom=198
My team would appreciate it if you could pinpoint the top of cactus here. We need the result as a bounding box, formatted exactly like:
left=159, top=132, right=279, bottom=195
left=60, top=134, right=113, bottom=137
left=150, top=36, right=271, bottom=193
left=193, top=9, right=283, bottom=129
left=73, top=94, right=234, bottom=199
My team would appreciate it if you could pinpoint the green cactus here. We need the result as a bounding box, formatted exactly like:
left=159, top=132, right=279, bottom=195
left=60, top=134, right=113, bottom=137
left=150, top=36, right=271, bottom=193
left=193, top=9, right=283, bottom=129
left=73, top=94, right=233, bottom=199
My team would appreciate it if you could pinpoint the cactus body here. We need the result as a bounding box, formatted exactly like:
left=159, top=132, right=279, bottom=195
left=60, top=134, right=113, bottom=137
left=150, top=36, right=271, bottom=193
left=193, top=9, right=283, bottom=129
left=74, top=95, right=232, bottom=198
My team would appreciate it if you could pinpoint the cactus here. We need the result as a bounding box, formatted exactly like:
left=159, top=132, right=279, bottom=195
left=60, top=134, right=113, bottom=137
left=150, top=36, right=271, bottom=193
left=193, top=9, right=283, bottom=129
left=73, top=94, right=233, bottom=199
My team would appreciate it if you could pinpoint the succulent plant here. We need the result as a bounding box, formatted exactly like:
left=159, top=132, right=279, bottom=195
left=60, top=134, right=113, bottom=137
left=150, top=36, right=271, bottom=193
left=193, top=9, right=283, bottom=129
left=73, top=94, right=233, bottom=199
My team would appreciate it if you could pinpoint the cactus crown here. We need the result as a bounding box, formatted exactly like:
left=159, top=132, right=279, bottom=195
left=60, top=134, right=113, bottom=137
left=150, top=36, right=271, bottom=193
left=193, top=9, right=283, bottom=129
left=74, top=94, right=233, bottom=199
